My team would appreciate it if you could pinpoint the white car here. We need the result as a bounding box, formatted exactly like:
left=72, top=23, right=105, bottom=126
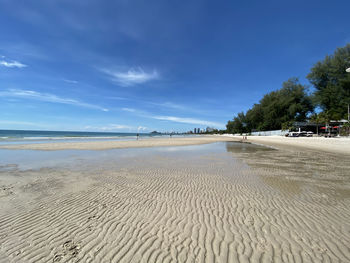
left=286, top=132, right=300, bottom=137
left=306, top=131, right=314, bottom=137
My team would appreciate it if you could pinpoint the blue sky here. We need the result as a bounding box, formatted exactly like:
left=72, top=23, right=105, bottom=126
left=0, top=0, right=349, bottom=132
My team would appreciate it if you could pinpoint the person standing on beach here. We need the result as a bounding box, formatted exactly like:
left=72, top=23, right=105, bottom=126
left=136, top=133, right=139, bottom=140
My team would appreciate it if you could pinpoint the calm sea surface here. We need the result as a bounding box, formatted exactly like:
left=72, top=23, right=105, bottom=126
left=0, top=129, right=174, bottom=145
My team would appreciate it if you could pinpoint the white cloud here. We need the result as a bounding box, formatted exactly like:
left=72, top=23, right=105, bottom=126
left=122, top=107, right=137, bottom=112
left=0, top=120, right=40, bottom=126
left=107, top=96, right=127, bottom=100
left=138, top=126, right=148, bottom=131
left=109, top=124, right=132, bottom=130
left=62, top=79, right=78, bottom=84
left=120, top=107, right=224, bottom=128
left=117, top=97, right=221, bottom=117
left=102, top=67, right=159, bottom=86
left=152, top=115, right=224, bottom=127
left=0, top=89, right=108, bottom=112
left=84, top=124, right=133, bottom=131
left=149, top=101, right=188, bottom=111
left=0, top=60, right=27, bottom=68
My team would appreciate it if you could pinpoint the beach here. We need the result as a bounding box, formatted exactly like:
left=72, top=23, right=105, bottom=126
left=1, top=135, right=350, bottom=156
left=0, top=137, right=349, bottom=262
left=2, top=0, right=349, bottom=262
left=0, top=136, right=234, bottom=151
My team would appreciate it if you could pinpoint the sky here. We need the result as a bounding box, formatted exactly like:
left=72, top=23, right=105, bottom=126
left=0, top=0, right=349, bottom=133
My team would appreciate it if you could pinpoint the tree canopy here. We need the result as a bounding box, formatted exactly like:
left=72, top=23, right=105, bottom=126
left=226, top=44, right=350, bottom=134
left=307, top=44, right=350, bottom=120
left=226, top=78, right=313, bottom=134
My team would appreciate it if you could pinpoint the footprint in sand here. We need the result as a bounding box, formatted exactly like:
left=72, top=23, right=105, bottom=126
left=87, top=215, right=98, bottom=231
left=0, top=185, right=14, bottom=197
left=53, top=240, right=81, bottom=262
left=244, top=215, right=254, bottom=226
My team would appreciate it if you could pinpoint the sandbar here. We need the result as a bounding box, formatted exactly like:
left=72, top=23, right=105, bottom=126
left=0, top=136, right=234, bottom=151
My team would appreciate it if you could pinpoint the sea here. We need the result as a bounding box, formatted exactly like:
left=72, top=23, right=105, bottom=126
left=0, top=129, right=168, bottom=145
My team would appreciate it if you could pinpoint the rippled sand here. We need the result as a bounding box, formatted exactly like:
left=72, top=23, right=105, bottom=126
left=0, top=142, right=349, bottom=262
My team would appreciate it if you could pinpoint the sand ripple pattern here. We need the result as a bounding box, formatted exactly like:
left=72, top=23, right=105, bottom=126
left=0, top=150, right=349, bottom=262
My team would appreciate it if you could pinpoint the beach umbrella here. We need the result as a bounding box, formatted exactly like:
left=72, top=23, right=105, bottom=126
left=320, top=127, right=326, bottom=130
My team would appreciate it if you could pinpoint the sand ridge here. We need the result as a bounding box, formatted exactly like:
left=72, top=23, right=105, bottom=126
left=0, top=136, right=234, bottom=151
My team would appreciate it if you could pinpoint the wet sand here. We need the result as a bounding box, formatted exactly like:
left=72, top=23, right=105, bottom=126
left=0, top=136, right=234, bottom=151
left=0, top=142, right=349, bottom=262
left=2, top=135, right=349, bottom=157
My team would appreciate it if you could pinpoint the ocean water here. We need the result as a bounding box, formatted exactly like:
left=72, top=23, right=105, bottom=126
left=0, top=129, right=167, bottom=145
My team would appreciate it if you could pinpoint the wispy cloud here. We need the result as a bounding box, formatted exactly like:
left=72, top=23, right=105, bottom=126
left=84, top=124, right=148, bottom=132
left=62, top=79, right=78, bottom=84
left=107, top=96, right=128, bottom=100
left=84, top=124, right=133, bottom=131
left=138, top=126, right=148, bottom=131
left=111, top=96, right=226, bottom=117
left=0, top=89, right=108, bottom=112
left=102, top=67, right=159, bottom=86
left=152, top=115, right=224, bottom=127
left=0, top=120, right=41, bottom=127
left=121, top=107, right=137, bottom=112
left=0, top=59, right=27, bottom=68
left=109, top=124, right=132, bottom=130
left=149, top=101, right=188, bottom=111
left=121, top=107, right=224, bottom=128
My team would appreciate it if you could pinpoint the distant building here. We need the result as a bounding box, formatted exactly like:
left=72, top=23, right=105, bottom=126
left=193, top=128, right=201, bottom=134
left=206, top=127, right=215, bottom=133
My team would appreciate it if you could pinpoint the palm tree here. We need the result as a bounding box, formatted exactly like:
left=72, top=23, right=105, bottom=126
left=310, top=113, right=328, bottom=135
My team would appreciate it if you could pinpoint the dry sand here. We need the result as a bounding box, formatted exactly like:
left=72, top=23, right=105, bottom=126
left=0, top=136, right=234, bottom=151
left=0, top=141, right=349, bottom=262
left=228, top=135, right=350, bottom=156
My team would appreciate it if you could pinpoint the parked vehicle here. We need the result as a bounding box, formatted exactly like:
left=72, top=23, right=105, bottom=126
left=285, top=131, right=313, bottom=137
left=307, top=131, right=313, bottom=137
left=286, top=131, right=300, bottom=137
left=299, top=131, right=308, bottom=137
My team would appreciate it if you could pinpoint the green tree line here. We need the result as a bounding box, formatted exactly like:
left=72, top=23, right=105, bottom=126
left=226, top=44, right=350, bottom=134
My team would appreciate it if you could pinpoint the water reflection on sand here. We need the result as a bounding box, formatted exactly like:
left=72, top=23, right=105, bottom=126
left=225, top=141, right=350, bottom=200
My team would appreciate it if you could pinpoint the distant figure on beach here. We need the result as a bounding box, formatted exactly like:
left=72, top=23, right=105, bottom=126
left=136, top=133, right=139, bottom=140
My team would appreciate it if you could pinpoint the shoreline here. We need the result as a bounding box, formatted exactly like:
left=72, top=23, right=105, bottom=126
left=0, top=136, right=235, bottom=151
left=1, top=134, right=349, bottom=155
